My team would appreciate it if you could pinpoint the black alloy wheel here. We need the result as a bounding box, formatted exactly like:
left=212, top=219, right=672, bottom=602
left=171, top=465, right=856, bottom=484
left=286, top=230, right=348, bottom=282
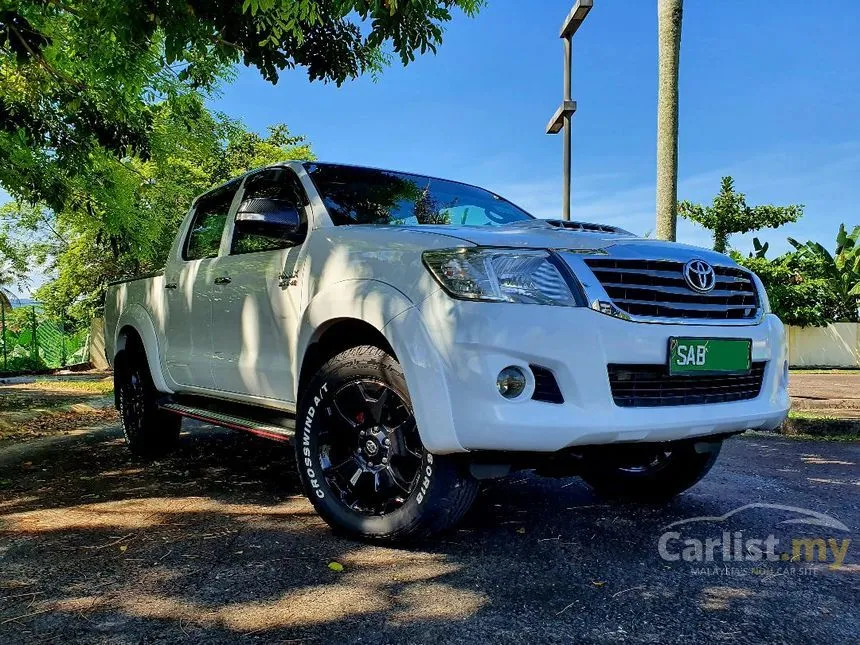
left=580, top=440, right=722, bottom=502
left=114, top=342, right=181, bottom=458
left=296, top=344, right=479, bottom=542
left=318, top=379, right=423, bottom=516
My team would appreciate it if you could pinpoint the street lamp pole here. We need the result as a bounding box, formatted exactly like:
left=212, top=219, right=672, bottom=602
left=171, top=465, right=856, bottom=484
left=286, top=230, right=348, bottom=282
left=545, top=0, right=593, bottom=221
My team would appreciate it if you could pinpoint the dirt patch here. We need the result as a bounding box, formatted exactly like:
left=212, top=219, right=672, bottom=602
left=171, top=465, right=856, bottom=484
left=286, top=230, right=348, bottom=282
left=0, top=405, right=118, bottom=443
left=0, top=374, right=117, bottom=443
left=6, top=407, right=119, bottom=439
left=789, top=372, right=860, bottom=410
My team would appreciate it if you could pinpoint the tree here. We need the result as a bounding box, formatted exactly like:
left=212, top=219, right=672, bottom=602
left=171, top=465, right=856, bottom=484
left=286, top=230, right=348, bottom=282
left=749, top=237, right=769, bottom=258
left=0, top=228, right=28, bottom=304
left=3, top=107, right=315, bottom=323
left=787, top=224, right=860, bottom=319
left=1, top=1, right=483, bottom=213
left=678, top=176, right=803, bottom=253
left=734, top=224, right=860, bottom=326
left=736, top=254, right=849, bottom=327
left=655, top=0, right=683, bottom=241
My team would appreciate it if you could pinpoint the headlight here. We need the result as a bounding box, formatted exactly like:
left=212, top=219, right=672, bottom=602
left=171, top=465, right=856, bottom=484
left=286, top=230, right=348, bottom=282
left=422, top=248, right=579, bottom=306
left=751, top=272, right=771, bottom=314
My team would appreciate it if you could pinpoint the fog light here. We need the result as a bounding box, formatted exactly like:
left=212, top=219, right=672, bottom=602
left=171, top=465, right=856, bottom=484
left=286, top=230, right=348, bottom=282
left=497, top=366, right=527, bottom=399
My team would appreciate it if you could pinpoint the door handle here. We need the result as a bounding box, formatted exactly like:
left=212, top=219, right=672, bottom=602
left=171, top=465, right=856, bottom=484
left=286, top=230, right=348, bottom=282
left=165, top=282, right=178, bottom=290
left=214, top=276, right=232, bottom=285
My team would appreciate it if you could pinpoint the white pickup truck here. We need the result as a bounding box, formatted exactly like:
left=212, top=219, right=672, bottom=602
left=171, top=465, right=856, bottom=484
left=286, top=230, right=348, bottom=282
left=105, top=161, right=790, bottom=541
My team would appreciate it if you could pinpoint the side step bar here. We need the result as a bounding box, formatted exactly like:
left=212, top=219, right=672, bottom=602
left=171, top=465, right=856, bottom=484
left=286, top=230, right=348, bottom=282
left=160, top=402, right=295, bottom=443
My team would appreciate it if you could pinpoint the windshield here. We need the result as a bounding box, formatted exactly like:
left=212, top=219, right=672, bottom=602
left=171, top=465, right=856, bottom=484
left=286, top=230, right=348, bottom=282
left=304, top=163, right=534, bottom=227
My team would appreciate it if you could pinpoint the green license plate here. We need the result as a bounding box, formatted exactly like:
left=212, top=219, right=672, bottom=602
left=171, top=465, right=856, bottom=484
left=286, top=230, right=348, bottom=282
left=669, top=337, right=752, bottom=375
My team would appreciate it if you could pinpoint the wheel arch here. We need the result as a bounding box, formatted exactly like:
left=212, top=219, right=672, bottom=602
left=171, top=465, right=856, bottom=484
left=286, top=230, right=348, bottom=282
left=295, top=280, right=413, bottom=397
left=298, top=317, right=397, bottom=398
left=113, top=304, right=172, bottom=394
left=295, top=280, right=464, bottom=454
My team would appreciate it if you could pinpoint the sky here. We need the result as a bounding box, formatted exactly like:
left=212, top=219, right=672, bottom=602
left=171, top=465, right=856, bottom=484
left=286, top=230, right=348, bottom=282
left=7, top=0, right=860, bottom=298
left=208, top=0, right=860, bottom=253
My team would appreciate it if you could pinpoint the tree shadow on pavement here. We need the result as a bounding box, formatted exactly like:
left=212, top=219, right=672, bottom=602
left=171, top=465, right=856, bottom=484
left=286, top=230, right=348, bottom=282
left=0, top=427, right=857, bottom=644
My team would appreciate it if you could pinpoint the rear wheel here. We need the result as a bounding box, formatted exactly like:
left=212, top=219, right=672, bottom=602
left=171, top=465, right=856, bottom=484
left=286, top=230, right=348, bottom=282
left=296, top=345, right=478, bottom=542
left=579, top=440, right=721, bottom=502
left=115, top=342, right=181, bottom=458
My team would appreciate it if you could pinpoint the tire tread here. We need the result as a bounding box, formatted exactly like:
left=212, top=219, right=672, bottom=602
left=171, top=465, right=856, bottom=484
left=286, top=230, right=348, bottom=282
left=297, top=344, right=478, bottom=543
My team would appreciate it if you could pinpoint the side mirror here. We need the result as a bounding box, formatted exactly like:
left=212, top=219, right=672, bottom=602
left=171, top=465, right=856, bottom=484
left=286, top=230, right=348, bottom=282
left=235, top=198, right=301, bottom=239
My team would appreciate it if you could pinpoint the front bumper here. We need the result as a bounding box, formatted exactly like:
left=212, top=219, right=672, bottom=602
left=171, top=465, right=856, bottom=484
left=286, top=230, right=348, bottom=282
left=386, top=289, right=789, bottom=454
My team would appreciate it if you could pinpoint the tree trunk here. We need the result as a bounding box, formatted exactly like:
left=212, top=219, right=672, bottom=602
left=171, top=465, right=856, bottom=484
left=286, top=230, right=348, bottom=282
left=655, top=0, right=683, bottom=241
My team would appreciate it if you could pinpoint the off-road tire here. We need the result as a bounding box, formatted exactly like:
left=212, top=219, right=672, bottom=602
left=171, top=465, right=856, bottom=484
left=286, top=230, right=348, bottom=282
left=115, top=342, right=181, bottom=458
left=296, top=345, right=479, bottom=543
left=580, top=440, right=722, bottom=502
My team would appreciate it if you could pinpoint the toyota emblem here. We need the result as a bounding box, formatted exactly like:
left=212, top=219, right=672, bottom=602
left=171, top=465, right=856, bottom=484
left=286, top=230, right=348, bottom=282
left=683, top=259, right=717, bottom=292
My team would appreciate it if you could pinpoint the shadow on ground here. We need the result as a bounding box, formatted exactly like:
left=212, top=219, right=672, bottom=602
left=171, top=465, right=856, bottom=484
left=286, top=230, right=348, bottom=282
left=0, top=424, right=858, bottom=644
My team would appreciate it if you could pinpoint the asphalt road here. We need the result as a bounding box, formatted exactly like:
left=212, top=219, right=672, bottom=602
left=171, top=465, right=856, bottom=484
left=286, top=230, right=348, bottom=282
left=0, top=424, right=858, bottom=644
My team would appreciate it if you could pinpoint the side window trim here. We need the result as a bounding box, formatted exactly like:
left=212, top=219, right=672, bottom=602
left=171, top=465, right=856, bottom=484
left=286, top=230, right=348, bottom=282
left=217, top=176, right=250, bottom=258
left=181, top=200, right=204, bottom=261
left=181, top=180, right=242, bottom=261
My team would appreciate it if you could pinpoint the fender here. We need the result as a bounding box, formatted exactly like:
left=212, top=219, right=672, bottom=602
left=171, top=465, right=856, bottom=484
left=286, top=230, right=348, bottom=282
left=296, top=279, right=464, bottom=454
left=383, top=305, right=465, bottom=454
left=295, top=279, right=414, bottom=381
left=114, top=303, right=174, bottom=394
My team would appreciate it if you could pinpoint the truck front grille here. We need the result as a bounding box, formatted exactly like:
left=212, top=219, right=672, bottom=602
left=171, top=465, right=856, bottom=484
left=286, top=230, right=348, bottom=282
left=584, top=258, right=759, bottom=320
left=608, top=362, right=766, bottom=407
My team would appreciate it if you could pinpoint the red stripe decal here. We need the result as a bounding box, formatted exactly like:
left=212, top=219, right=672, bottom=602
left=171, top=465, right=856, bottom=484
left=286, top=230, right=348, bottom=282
left=163, top=407, right=290, bottom=443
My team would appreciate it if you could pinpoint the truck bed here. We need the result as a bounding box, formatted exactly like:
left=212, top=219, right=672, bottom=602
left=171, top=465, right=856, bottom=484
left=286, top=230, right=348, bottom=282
left=103, top=271, right=165, bottom=370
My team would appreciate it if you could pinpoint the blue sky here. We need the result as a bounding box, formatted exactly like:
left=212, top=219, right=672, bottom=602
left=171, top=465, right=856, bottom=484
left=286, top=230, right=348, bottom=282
left=209, top=0, right=859, bottom=254
left=6, top=0, right=860, bottom=298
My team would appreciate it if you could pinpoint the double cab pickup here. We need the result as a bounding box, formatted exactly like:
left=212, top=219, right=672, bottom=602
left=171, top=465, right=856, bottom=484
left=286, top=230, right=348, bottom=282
left=105, top=161, right=790, bottom=541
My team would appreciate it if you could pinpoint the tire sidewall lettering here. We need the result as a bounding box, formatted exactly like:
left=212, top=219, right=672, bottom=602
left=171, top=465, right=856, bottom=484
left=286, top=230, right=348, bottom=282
left=302, top=376, right=432, bottom=508
left=302, top=381, right=329, bottom=499
left=416, top=453, right=434, bottom=505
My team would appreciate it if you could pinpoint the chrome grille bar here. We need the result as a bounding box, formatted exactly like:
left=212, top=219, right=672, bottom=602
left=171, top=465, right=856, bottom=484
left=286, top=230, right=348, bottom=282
left=598, top=282, right=756, bottom=298
left=584, top=258, right=760, bottom=321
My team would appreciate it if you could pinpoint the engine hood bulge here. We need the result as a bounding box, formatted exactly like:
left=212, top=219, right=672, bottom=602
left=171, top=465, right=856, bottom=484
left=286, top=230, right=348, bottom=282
left=395, top=220, right=737, bottom=266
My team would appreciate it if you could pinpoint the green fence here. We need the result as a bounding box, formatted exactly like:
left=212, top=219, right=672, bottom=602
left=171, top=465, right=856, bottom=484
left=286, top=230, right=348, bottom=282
left=0, top=303, right=90, bottom=374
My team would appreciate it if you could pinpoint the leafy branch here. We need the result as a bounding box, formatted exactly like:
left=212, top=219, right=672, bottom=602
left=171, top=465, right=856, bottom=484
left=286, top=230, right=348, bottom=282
left=678, top=176, right=803, bottom=253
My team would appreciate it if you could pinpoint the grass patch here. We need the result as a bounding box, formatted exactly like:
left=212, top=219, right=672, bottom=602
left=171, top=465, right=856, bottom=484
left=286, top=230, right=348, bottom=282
left=738, top=410, right=860, bottom=442
left=27, top=377, right=114, bottom=396
left=780, top=412, right=860, bottom=440
left=789, top=410, right=841, bottom=421
left=743, top=430, right=860, bottom=443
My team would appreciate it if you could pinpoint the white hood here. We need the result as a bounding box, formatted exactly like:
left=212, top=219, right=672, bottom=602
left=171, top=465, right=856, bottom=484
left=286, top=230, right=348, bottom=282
left=395, top=220, right=737, bottom=266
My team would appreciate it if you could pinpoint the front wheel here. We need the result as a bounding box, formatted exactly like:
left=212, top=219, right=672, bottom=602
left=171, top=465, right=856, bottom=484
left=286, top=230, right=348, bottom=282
left=295, top=345, right=478, bottom=543
left=579, top=440, right=722, bottom=502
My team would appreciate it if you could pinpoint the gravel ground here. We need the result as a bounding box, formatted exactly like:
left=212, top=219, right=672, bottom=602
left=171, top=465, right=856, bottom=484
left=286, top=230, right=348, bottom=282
left=0, top=423, right=857, bottom=644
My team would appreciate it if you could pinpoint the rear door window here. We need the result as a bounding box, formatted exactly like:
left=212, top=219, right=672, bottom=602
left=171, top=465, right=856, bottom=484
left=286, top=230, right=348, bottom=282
left=184, top=182, right=239, bottom=260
